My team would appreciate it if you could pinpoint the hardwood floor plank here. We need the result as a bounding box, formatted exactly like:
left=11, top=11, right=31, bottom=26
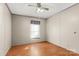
left=6, top=41, right=79, bottom=56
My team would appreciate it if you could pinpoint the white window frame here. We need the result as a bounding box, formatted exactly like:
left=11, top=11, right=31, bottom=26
left=31, top=20, right=40, bottom=39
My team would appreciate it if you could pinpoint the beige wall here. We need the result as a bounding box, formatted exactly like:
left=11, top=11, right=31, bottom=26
left=0, top=4, right=11, bottom=55
left=47, top=4, right=79, bottom=53
left=12, top=15, right=46, bottom=46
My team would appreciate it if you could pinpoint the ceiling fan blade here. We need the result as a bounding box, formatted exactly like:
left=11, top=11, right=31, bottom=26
left=28, top=4, right=37, bottom=7
left=28, top=5, right=33, bottom=6
left=42, top=7, right=49, bottom=10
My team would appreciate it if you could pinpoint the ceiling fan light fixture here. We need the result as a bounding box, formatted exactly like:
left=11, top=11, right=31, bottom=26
left=36, top=8, right=44, bottom=13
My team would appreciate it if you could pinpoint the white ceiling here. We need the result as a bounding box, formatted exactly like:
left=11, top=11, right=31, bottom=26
left=7, top=3, right=75, bottom=19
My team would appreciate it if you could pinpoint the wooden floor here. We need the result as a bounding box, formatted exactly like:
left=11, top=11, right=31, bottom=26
left=6, top=41, right=79, bottom=56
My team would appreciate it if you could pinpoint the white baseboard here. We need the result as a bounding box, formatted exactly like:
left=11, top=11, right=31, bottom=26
left=48, top=40, right=79, bottom=54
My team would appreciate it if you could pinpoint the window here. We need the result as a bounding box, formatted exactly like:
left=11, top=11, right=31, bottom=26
left=31, top=20, right=40, bottom=39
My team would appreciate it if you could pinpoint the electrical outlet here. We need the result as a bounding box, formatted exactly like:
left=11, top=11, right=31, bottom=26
left=74, top=32, right=77, bottom=34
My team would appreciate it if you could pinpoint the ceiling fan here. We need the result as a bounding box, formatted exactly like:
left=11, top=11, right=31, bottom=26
left=28, top=3, right=49, bottom=12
